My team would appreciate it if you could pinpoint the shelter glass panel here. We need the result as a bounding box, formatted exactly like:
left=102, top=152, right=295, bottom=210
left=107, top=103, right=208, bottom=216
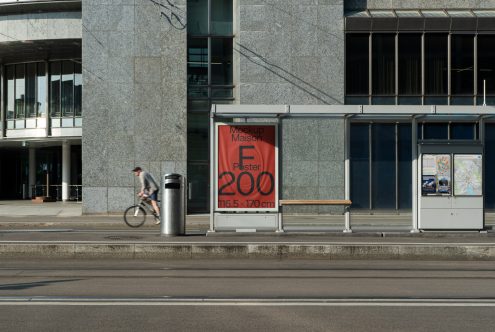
left=485, top=123, right=495, bottom=209
left=350, top=124, right=370, bottom=209
left=398, top=124, right=412, bottom=209
left=423, top=123, right=448, bottom=140
left=451, top=123, right=476, bottom=140
left=371, top=124, right=396, bottom=209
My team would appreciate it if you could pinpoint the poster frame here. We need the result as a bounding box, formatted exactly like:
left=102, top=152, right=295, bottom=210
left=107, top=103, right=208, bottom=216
left=453, top=153, right=483, bottom=197
left=421, top=153, right=452, bottom=196
left=214, top=122, right=279, bottom=212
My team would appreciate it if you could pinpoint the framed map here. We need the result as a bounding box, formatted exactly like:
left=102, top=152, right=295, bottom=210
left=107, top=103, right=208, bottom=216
left=454, top=154, right=482, bottom=196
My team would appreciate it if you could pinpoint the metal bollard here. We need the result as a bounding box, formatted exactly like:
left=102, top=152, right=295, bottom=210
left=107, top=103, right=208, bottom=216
left=160, top=174, right=185, bottom=236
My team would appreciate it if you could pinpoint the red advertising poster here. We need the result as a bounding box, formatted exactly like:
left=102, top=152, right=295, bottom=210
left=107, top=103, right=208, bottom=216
left=217, top=124, right=277, bottom=210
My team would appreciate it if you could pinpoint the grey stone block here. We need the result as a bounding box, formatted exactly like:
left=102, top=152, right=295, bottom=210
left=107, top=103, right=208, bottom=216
left=82, top=187, right=108, bottom=213
left=134, top=244, right=192, bottom=259
left=240, top=5, right=267, bottom=31
left=192, top=245, right=249, bottom=259
left=286, top=245, right=331, bottom=259
left=283, top=161, right=319, bottom=187
left=135, top=57, right=162, bottom=84
left=248, top=244, right=289, bottom=259
left=108, top=186, right=135, bottom=213
left=0, top=244, right=75, bottom=258
left=107, top=161, right=135, bottom=187
left=317, top=119, right=345, bottom=161
left=282, top=118, right=319, bottom=161
left=318, top=162, right=345, bottom=187
left=74, top=244, right=134, bottom=258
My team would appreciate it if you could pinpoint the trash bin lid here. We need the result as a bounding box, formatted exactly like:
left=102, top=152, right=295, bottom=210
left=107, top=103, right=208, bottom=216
left=164, top=173, right=181, bottom=179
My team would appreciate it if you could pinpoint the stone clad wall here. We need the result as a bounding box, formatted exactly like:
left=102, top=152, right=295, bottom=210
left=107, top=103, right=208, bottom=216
left=0, top=11, right=81, bottom=42
left=82, top=0, right=187, bottom=213
left=238, top=1, right=346, bottom=213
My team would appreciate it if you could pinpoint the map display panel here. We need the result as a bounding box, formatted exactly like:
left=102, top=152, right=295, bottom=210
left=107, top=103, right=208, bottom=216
left=454, top=154, right=482, bottom=196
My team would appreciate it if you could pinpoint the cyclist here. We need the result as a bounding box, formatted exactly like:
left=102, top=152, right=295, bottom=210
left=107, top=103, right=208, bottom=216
left=132, top=166, right=160, bottom=224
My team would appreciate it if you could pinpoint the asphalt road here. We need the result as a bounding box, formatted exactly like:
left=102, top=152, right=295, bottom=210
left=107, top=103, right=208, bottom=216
left=0, top=259, right=495, bottom=332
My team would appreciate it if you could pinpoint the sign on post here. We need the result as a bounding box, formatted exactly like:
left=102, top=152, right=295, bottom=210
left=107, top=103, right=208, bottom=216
left=216, top=124, right=278, bottom=212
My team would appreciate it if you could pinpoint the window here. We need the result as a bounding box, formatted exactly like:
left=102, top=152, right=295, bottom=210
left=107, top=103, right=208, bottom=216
left=451, top=35, right=474, bottom=103
left=26, top=63, right=36, bottom=118
left=6, top=66, right=14, bottom=120
left=398, top=34, right=421, bottom=97
left=344, top=33, right=494, bottom=105
left=346, top=34, right=369, bottom=98
left=61, top=61, right=74, bottom=117
left=37, top=63, right=46, bottom=116
left=49, top=60, right=82, bottom=121
left=15, top=65, right=25, bottom=119
left=4, top=62, right=47, bottom=125
left=187, top=0, right=233, bottom=213
left=50, top=62, right=61, bottom=117
left=372, top=34, right=395, bottom=96
left=477, top=35, right=495, bottom=104
left=425, top=34, right=448, bottom=97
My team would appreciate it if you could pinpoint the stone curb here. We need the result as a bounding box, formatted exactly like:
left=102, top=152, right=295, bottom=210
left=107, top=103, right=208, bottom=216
left=1, top=243, right=495, bottom=260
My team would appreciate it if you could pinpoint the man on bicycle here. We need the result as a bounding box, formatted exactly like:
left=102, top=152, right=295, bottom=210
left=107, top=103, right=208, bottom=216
left=132, top=167, right=160, bottom=224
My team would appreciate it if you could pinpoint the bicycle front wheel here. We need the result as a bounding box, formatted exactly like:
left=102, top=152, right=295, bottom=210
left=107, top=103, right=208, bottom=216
left=124, top=205, right=147, bottom=228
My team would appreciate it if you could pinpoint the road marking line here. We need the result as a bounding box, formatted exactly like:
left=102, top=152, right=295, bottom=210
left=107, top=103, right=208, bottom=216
left=0, top=298, right=495, bottom=306
left=0, top=241, right=494, bottom=246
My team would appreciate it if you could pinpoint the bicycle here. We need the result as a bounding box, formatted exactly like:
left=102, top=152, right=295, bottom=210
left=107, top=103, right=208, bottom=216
left=123, top=197, right=160, bottom=228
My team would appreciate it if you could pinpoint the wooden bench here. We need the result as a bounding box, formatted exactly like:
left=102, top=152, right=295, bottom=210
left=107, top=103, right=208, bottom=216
left=278, top=199, right=352, bottom=232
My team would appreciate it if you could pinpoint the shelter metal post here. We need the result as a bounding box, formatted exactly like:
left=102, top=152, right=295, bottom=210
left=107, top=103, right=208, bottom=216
left=411, top=116, right=419, bottom=233
left=344, top=115, right=352, bottom=232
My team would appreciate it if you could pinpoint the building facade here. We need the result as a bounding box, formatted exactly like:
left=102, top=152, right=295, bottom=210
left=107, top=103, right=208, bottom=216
left=1, top=0, right=495, bottom=221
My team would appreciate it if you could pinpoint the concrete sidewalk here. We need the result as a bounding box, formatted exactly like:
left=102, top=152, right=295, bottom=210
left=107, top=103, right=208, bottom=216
left=1, top=200, right=495, bottom=260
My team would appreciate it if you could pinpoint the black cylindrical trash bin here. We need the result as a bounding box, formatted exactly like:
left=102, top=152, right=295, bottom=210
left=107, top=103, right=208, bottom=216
left=161, top=173, right=185, bottom=236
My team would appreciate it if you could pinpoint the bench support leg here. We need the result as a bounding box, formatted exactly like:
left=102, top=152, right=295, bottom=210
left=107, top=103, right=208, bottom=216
left=276, top=211, right=284, bottom=233
left=343, top=206, right=352, bottom=233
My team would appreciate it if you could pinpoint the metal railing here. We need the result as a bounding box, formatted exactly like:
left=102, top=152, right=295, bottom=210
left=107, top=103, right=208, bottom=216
left=31, top=185, right=82, bottom=201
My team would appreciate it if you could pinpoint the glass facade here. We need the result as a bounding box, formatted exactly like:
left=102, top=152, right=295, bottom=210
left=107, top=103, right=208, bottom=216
left=187, top=0, right=234, bottom=213
left=346, top=33, right=495, bottom=105
left=3, top=60, right=81, bottom=131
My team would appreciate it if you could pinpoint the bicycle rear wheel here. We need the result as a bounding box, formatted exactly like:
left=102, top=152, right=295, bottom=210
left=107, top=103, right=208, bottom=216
left=124, top=205, right=146, bottom=227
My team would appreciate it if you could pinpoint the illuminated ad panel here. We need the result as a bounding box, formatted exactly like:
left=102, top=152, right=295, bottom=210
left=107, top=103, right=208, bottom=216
left=216, top=124, right=278, bottom=211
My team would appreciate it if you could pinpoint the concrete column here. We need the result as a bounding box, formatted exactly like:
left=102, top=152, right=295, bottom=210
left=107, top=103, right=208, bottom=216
left=62, top=141, right=71, bottom=201
left=28, top=147, right=36, bottom=198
